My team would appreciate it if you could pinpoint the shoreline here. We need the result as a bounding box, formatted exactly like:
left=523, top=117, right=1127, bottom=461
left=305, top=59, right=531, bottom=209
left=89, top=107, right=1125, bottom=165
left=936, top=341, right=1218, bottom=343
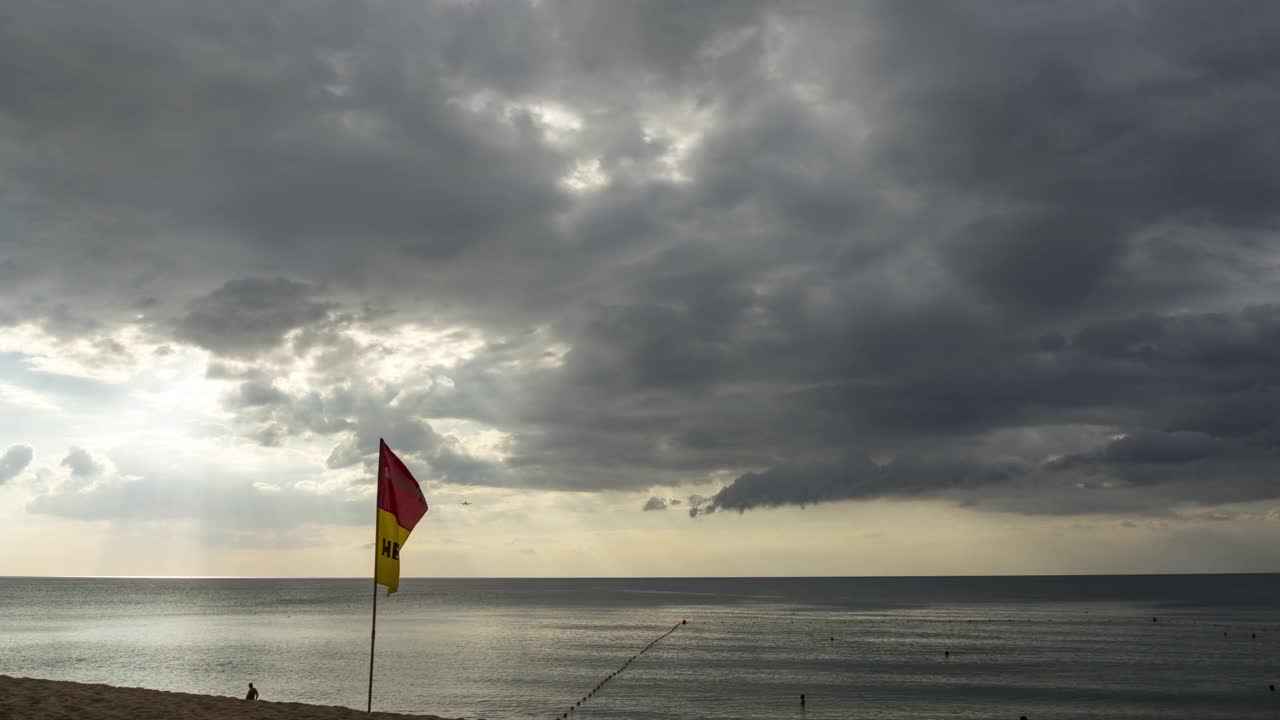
left=0, top=675, right=460, bottom=720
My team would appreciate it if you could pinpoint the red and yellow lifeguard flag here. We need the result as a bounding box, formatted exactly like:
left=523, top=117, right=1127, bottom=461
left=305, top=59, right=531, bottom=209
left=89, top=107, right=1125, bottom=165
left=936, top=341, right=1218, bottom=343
left=374, top=439, right=429, bottom=594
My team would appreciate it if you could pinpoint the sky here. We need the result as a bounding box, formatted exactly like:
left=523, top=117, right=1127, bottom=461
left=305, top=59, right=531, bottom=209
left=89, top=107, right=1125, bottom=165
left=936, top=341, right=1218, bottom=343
left=2, top=1, right=1280, bottom=577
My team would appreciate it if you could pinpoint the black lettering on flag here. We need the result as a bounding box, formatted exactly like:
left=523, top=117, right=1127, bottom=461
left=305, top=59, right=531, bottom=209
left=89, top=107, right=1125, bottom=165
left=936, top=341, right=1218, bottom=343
left=382, top=539, right=393, bottom=558
left=392, top=542, right=400, bottom=560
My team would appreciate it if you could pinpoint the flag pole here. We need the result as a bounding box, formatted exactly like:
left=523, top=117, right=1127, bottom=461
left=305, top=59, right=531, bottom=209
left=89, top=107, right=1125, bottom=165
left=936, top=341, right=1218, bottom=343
left=368, top=452, right=380, bottom=714
left=368, top=577, right=378, bottom=712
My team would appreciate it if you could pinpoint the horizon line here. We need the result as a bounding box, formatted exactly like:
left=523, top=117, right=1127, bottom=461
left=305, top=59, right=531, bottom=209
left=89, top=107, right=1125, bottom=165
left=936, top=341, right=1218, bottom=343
left=2, top=571, right=1277, bottom=580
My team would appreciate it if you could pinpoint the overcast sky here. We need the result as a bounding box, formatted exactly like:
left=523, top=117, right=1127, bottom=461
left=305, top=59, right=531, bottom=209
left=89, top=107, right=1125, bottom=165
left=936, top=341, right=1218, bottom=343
left=2, top=1, right=1279, bottom=577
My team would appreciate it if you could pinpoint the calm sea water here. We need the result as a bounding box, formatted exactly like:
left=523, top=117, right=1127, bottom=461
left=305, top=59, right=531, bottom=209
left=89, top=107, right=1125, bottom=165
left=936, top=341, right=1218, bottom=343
left=0, top=576, right=1278, bottom=719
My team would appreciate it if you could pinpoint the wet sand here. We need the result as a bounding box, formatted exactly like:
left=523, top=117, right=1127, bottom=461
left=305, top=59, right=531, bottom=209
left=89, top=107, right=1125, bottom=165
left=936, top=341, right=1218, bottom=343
left=0, top=676, right=460, bottom=720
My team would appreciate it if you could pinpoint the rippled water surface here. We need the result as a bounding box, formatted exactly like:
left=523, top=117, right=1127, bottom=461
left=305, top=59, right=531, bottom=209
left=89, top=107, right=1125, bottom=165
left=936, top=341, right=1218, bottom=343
left=1, top=575, right=1278, bottom=719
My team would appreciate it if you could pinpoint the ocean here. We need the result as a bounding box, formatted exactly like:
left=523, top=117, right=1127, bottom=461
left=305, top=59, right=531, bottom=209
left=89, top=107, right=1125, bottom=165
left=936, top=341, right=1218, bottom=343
left=0, top=575, right=1277, bottom=719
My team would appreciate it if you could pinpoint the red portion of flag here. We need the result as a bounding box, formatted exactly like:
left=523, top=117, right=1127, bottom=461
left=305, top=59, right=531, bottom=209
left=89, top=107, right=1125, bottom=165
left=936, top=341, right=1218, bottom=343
left=377, top=439, right=429, bottom=531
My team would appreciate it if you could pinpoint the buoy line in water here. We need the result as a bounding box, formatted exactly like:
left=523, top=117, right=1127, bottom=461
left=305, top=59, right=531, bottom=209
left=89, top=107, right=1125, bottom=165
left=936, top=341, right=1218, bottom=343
left=554, top=619, right=687, bottom=719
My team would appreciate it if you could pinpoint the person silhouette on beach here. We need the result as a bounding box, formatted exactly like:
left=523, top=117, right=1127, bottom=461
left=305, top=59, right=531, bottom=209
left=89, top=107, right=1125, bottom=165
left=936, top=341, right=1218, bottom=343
left=245, top=683, right=259, bottom=701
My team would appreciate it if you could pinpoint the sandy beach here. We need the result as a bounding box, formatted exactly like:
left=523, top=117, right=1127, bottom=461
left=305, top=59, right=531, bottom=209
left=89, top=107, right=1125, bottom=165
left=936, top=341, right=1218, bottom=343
left=0, top=676, right=460, bottom=720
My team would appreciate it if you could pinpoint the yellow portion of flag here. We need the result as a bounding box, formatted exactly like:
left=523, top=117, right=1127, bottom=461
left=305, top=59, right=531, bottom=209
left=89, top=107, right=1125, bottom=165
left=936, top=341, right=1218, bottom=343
left=374, top=508, right=413, bottom=594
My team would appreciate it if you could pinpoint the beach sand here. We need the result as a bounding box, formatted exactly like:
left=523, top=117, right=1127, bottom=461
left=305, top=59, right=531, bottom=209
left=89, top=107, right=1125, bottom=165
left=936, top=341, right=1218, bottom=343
left=0, top=676, right=461, bottom=720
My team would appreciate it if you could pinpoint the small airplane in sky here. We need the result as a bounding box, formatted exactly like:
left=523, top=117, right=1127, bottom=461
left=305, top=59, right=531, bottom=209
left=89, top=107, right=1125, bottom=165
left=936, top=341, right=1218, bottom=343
left=460, top=501, right=472, bottom=506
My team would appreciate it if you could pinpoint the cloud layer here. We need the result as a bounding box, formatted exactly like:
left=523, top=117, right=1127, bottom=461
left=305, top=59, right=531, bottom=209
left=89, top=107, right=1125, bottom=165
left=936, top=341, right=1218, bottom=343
left=0, top=445, right=32, bottom=484
left=3, top=1, right=1280, bottom=528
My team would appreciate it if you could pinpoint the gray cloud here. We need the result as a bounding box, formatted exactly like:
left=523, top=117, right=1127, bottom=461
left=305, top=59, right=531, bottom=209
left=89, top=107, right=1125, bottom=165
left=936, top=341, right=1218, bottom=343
left=642, top=496, right=668, bottom=512
left=692, top=454, right=1028, bottom=516
left=642, top=497, right=685, bottom=511
left=0, top=445, right=33, bottom=484
left=1048, top=432, right=1226, bottom=471
left=175, top=278, right=332, bottom=356
left=232, top=380, right=290, bottom=409
left=4, top=1, right=1280, bottom=521
left=60, top=447, right=102, bottom=479
left=428, top=442, right=510, bottom=488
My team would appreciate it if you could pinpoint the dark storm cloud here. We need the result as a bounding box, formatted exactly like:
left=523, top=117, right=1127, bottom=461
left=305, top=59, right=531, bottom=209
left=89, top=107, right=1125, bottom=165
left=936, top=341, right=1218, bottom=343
left=0, top=1, right=573, bottom=330
left=175, top=278, right=332, bottom=356
left=0, top=445, right=33, bottom=484
left=1048, top=432, right=1226, bottom=471
left=4, top=1, right=1280, bottom=518
left=691, top=454, right=1028, bottom=516
left=684, top=302, right=1280, bottom=514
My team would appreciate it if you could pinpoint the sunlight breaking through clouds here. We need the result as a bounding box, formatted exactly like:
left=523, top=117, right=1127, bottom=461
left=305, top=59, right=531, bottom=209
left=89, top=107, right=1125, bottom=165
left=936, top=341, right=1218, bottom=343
left=2, top=1, right=1280, bottom=575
